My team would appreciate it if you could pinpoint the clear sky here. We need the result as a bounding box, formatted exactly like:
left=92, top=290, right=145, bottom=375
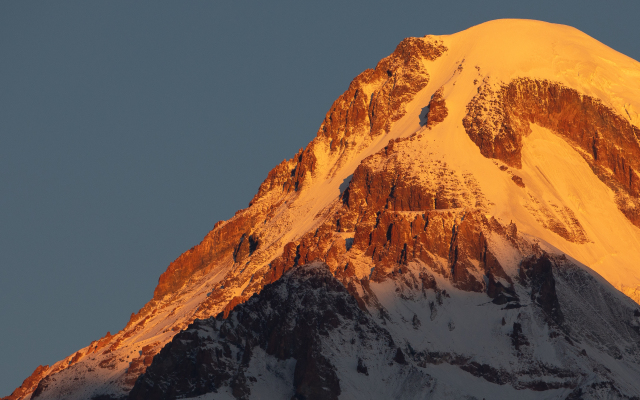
left=1, top=0, right=639, bottom=395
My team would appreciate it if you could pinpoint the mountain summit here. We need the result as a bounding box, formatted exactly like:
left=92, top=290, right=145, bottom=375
left=5, top=19, right=640, bottom=400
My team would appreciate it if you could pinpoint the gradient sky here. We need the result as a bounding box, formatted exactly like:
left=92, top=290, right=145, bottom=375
left=1, top=0, right=639, bottom=395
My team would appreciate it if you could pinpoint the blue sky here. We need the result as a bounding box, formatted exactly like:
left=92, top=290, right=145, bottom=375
left=1, top=0, right=639, bottom=395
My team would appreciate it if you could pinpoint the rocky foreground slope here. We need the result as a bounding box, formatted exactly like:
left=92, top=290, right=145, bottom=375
left=128, top=261, right=640, bottom=400
left=5, top=19, right=640, bottom=400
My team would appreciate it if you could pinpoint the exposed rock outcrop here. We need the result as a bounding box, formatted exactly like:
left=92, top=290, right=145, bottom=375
left=425, top=87, right=448, bottom=129
left=249, top=37, right=447, bottom=205
left=1, top=365, right=49, bottom=400
left=463, top=78, right=640, bottom=227
left=128, top=263, right=393, bottom=400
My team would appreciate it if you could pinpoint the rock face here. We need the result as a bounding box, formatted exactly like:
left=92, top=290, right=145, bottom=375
left=134, top=260, right=640, bottom=399
left=425, top=87, right=448, bottom=129
left=6, top=19, right=640, bottom=400
left=128, top=263, right=389, bottom=400
left=249, top=36, right=447, bottom=206
left=463, top=78, right=640, bottom=228
left=2, top=366, right=49, bottom=400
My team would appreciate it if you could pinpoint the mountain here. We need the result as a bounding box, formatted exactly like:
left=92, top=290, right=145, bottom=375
left=5, top=18, right=640, bottom=400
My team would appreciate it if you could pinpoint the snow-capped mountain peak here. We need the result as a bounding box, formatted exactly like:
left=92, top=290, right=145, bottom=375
left=5, top=19, right=640, bottom=400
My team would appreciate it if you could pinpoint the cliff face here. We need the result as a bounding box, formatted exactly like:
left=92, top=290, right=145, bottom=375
left=463, top=78, right=640, bottom=228
left=154, top=36, right=449, bottom=305
left=6, top=19, right=640, bottom=400
left=128, top=263, right=385, bottom=400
